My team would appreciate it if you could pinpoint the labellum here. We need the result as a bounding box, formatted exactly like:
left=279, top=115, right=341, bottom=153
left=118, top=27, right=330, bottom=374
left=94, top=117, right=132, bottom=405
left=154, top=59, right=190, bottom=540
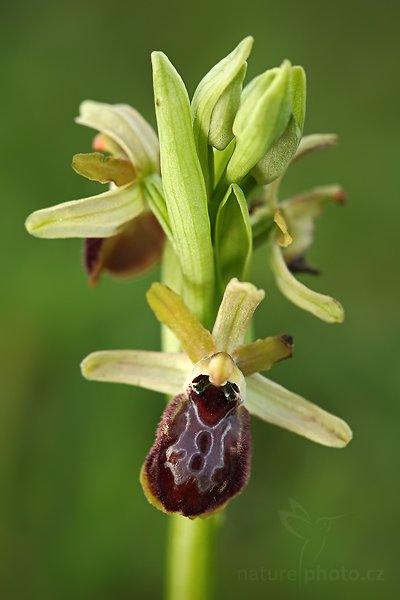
left=140, top=368, right=251, bottom=518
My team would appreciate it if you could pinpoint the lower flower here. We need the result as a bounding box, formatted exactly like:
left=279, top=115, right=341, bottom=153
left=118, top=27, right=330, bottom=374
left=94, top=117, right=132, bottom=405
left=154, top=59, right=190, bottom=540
left=81, top=279, right=352, bottom=518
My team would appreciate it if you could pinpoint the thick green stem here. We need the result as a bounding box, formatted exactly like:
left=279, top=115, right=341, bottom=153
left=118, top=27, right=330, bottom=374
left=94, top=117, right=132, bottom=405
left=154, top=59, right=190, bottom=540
left=161, top=243, right=220, bottom=600
left=166, top=514, right=220, bottom=600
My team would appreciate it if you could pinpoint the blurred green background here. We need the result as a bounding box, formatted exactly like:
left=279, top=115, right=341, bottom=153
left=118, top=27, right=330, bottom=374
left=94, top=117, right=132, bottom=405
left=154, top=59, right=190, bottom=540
left=1, top=0, right=399, bottom=598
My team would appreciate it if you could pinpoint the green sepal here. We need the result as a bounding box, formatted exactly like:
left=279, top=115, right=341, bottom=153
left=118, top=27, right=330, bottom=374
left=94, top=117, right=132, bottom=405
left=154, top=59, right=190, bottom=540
left=214, top=184, right=252, bottom=291
left=246, top=373, right=352, bottom=448
left=152, top=51, right=215, bottom=325
left=81, top=350, right=190, bottom=396
left=25, top=182, right=145, bottom=239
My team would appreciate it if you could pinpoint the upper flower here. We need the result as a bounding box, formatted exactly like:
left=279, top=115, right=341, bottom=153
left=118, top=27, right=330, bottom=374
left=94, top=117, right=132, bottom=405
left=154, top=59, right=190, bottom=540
left=24, top=39, right=346, bottom=323
left=81, top=278, right=352, bottom=517
left=25, top=101, right=164, bottom=284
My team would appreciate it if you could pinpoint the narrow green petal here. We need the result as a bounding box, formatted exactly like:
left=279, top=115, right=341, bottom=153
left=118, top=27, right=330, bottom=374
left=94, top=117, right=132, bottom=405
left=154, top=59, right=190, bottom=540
left=246, top=373, right=352, bottom=448
left=215, top=184, right=252, bottom=291
left=146, top=282, right=216, bottom=362
left=293, top=133, right=338, bottom=162
left=270, top=243, right=345, bottom=323
left=233, top=335, right=293, bottom=376
left=151, top=51, right=215, bottom=325
left=72, top=152, right=136, bottom=186
left=25, top=182, right=145, bottom=239
left=212, top=278, right=265, bottom=353
left=81, top=350, right=190, bottom=395
left=76, top=101, right=159, bottom=175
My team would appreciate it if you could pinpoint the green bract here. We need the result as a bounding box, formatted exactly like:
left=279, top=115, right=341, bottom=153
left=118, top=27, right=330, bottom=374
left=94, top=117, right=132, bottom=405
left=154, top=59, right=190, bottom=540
left=151, top=51, right=215, bottom=325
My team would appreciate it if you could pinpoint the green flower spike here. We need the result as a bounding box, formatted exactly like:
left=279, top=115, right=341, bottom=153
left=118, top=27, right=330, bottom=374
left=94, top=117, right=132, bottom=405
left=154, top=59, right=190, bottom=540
left=25, top=100, right=164, bottom=285
left=82, top=279, right=352, bottom=517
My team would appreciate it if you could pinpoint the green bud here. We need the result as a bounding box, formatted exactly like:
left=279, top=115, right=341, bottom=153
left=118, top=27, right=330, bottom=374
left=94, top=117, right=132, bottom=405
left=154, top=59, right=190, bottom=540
left=227, top=60, right=292, bottom=183
left=252, top=66, right=306, bottom=184
left=191, top=37, right=253, bottom=192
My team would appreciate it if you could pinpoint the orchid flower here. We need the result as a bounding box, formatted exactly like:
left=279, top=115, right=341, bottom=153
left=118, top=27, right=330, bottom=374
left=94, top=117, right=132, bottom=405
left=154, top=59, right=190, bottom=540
left=81, top=279, right=352, bottom=518
left=25, top=101, right=164, bottom=285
